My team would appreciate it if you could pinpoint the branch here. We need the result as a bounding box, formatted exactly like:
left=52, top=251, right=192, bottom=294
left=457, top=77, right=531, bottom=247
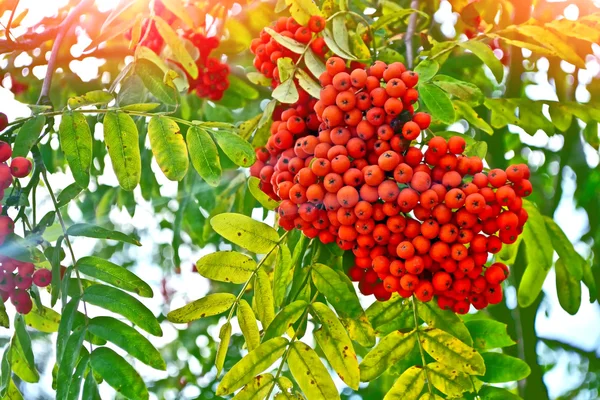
left=405, top=0, right=419, bottom=69
left=37, top=0, right=95, bottom=105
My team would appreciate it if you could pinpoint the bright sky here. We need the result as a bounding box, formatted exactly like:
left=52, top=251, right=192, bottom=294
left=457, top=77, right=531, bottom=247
left=1, top=1, right=600, bottom=399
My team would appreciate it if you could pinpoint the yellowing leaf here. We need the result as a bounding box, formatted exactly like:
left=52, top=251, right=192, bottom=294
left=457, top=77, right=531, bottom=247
left=67, top=90, right=114, bottom=110
left=263, top=300, right=307, bottom=342
left=273, top=77, right=300, bottom=104
left=217, top=337, right=289, bottom=396
left=459, top=40, right=504, bottom=82
left=24, top=305, right=60, bottom=333
left=216, top=322, right=232, bottom=376
left=311, top=263, right=363, bottom=318
left=212, top=128, right=257, bottom=167
left=287, top=341, right=340, bottom=400
left=366, top=293, right=408, bottom=331
left=148, top=116, right=189, bottom=181
left=273, top=244, right=292, bottom=308
left=167, top=293, right=236, bottom=323
left=253, top=269, right=275, bottom=328
left=154, top=16, right=198, bottom=78
left=311, top=302, right=359, bottom=390
left=248, top=177, right=280, bottom=210
left=341, top=313, right=376, bottom=348
left=284, top=0, right=322, bottom=26
left=103, top=112, right=141, bottom=191
left=58, top=111, right=92, bottom=188
left=161, top=0, right=193, bottom=27
left=232, top=374, right=275, bottom=400
left=359, top=329, right=417, bottom=382
left=416, top=301, right=473, bottom=346
left=384, top=366, right=425, bottom=400
left=454, top=100, right=493, bottom=135
left=210, top=213, right=279, bottom=254
left=513, top=25, right=586, bottom=68
left=196, top=251, right=256, bottom=284
left=426, top=362, right=472, bottom=397
left=264, top=27, right=306, bottom=54
left=186, top=126, right=221, bottom=187
left=421, top=328, right=485, bottom=375
left=237, top=300, right=261, bottom=352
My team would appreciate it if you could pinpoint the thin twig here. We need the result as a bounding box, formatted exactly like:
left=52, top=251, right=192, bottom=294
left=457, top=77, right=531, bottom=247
left=5, top=0, right=20, bottom=42
left=37, top=0, right=94, bottom=105
left=405, top=0, right=420, bottom=69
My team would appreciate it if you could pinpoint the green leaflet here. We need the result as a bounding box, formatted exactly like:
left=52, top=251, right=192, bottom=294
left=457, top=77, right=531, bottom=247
left=459, top=40, right=504, bottom=82
left=287, top=341, right=340, bottom=400
left=210, top=213, right=279, bottom=254
left=418, top=82, right=456, bottom=125
left=311, top=302, right=359, bottom=390
left=263, top=300, right=307, bottom=342
left=56, top=297, right=80, bottom=365
left=433, top=75, right=484, bottom=105
left=212, top=128, right=257, bottom=167
left=544, top=216, right=584, bottom=280
left=167, top=293, right=236, bottom=323
left=384, top=366, right=426, bottom=400
left=147, top=116, right=189, bottom=181
left=417, top=301, right=473, bottom=345
left=76, top=256, right=153, bottom=297
left=58, top=111, right=93, bottom=188
left=366, top=293, right=408, bottom=331
left=237, top=299, right=261, bottom=352
left=12, top=115, right=45, bottom=157
left=56, top=326, right=86, bottom=398
left=88, top=316, right=166, bottom=370
left=359, top=329, right=417, bottom=381
left=196, top=251, right=256, bottom=284
left=426, top=362, right=473, bottom=397
left=67, top=223, right=141, bottom=246
left=135, top=59, right=178, bottom=106
left=216, top=322, right=232, bottom=376
left=555, top=258, right=582, bottom=315
left=341, top=313, right=376, bottom=348
left=82, top=370, right=101, bottom=400
left=103, top=111, right=141, bottom=191
left=465, top=320, right=516, bottom=350
left=154, top=16, right=197, bottom=78
left=217, top=337, right=289, bottom=396
left=273, top=243, right=292, bottom=308
left=415, top=59, right=440, bottom=82
left=83, top=284, right=162, bottom=336
left=454, top=100, right=493, bottom=135
left=232, top=374, right=275, bottom=400
left=10, top=332, right=39, bottom=383
left=311, top=263, right=362, bottom=318
left=67, top=90, right=114, bottom=109
left=480, top=352, right=531, bottom=383
left=253, top=269, right=275, bottom=328
left=420, top=328, right=485, bottom=375
left=272, top=77, right=300, bottom=104
left=91, top=347, right=148, bottom=400
left=186, top=125, right=221, bottom=187
left=478, top=385, right=522, bottom=400
left=67, top=352, right=88, bottom=400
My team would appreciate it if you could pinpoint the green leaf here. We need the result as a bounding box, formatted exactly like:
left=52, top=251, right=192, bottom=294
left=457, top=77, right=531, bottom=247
left=433, top=75, right=484, bottom=105
left=582, top=262, right=598, bottom=303
left=12, top=115, right=45, bottom=157
left=0, top=304, right=8, bottom=329
left=273, top=244, right=292, bottom=308
left=56, top=297, right=80, bottom=366
left=421, top=328, right=485, bottom=375
left=3, top=379, right=24, bottom=400
left=103, top=111, right=141, bottom=191
left=263, top=300, right=307, bottom=342
left=341, top=313, right=376, bottom=348
left=91, top=347, right=149, bottom=400
left=264, top=27, right=305, bottom=54
left=216, top=322, right=232, bottom=376
left=415, top=59, right=439, bottom=82
left=465, top=140, right=488, bottom=159
left=311, top=263, right=362, bottom=319
left=210, top=213, right=279, bottom=254
left=186, top=125, right=221, bottom=186
left=366, top=293, right=408, bottom=331
left=56, top=326, right=86, bottom=398
left=419, top=83, right=455, bottom=125
left=555, top=258, right=582, bottom=315
left=196, top=251, right=256, bottom=284
left=67, top=352, right=88, bottom=400
left=332, top=14, right=353, bottom=58
left=0, top=345, right=11, bottom=397
left=277, top=57, right=295, bottom=82
left=478, top=385, right=522, bottom=400
left=287, top=341, right=340, bottom=400
left=154, top=16, right=197, bottom=78
left=544, top=216, right=584, bottom=280
left=232, top=374, right=275, bottom=400
left=254, top=269, right=275, bottom=328
left=284, top=0, right=323, bottom=26
left=384, top=366, right=425, bottom=400
left=418, top=394, right=444, bottom=400
left=228, top=74, right=260, bottom=100
left=311, top=302, right=359, bottom=390
left=212, top=129, right=256, bottom=167
left=248, top=177, right=280, bottom=210
left=237, top=299, right=261, bottom=352
left=58, top=111, right=93, bottom=188
left=10, top=330, right=38, bottom=383
left=454, top=100, right=493, bottom=135
left=121, top=103, right=160, bottom=112
left=459, top=40, right=504, bottom=82
left=82, top=370, right=101, bottom=400
left=56, top=182, right=83, bottom=208
left=135, top=59, right=179, bottom=106
left=23, top=304, right=60, bottom=333
left=426, top=362, right=472, bottom=397
left=378, top=48, right=405, bottom=64
left=416, top=301, right=473, bottom=346
left=83, top=284, right=162, bottom=336
left=305, top=49, right=327, bottom=78
left=548, top=102, right=573, bottom=131
left=323, top=28, right=357, bottom=59
left=13, top=315, right=34, bottom=373
left=67, top=223, right=141, bottom=246
left=349, top=31, right=370, bottom=61
left=88, top=316, right=166, bottom=370
left=360, top=329, right=417, bottom=381
left=67, top=90, right=114, bottom=109
left=147, top=116, right=189, bottom=181
left=372, top=8, right=428, bottom=31
left=465, top=320, right=515, bottom=350
left=167, top=293, right=236, bottom=323
left=296, top=69, right=322, bottom=99
left=217, top=337, right=289, bottom=396
left=76, top=256, right=152, bottom=297
left=480, top=352, right=530, bottom=383
left=273, top=77, right=300, bottom=104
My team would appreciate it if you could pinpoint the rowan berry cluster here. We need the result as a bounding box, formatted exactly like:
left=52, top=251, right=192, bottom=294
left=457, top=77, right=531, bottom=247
left=250, top=57, right=533, bottom=313
left=184, top=33, right=230, bottom=101
left=0, top=129, right=50, bottom=315
left=250, top=15, right=327, bottom=88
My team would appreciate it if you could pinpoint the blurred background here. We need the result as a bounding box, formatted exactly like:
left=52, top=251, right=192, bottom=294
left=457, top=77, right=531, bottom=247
left=0, top=0, right=599, bottom=399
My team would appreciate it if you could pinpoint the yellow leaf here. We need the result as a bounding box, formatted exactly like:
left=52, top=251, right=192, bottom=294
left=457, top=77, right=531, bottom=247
left=420, top=328, right=485, bottom=375
left=154, top=16, right=198, bottom=78
left=284, top=0, right=323, bottom=26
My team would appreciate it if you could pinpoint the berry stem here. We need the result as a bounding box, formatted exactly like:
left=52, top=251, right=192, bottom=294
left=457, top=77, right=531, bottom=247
left=411, top=295, right=434, bottom=394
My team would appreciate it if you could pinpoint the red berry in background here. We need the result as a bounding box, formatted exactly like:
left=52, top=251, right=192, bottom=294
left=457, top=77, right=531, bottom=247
left=0, top=141, right=11, bottom=163
left=0, top=216, right=14, bottom=237
left=308, top=15, right=326, bottom=33
left=0, top=114, right=7, bottom=132
left=0, top=163, right=12, bottom=188
left=33, top=269, right=52, bottom=287
left=10, top=157, right=32, bottom=178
